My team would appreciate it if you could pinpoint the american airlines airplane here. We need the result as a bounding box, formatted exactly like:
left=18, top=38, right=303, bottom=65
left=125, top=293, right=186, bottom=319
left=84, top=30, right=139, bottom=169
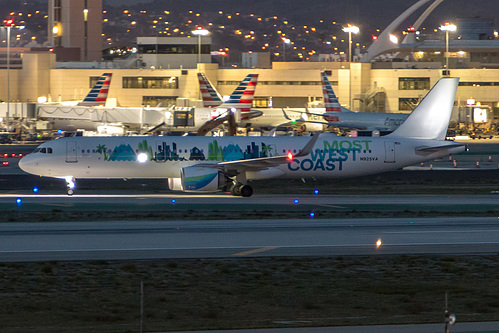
left=198, top=72, right=223, bottom=108
left=283, top=72, right=410, bottom=132
left=19, top=77, right=464, bottom=197
left=78, top=73, right=113, bottom=106
left=197, top=72, right=323, bottom=132
left=38, top=73, right=261, bottom=134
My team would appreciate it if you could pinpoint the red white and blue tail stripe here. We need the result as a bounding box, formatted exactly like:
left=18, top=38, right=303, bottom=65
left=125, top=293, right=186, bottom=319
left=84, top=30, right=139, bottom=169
left=198, top=73, right=223, bottom=108
left=220, top=74, right=258, bottom=115
left=321, top=71, right=342, bottom=112
left=79, top=73, right=112, bottom=106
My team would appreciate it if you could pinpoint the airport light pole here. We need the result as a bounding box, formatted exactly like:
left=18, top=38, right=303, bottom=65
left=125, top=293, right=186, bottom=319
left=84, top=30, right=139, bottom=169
left=343, top=24, right=359, bottom=63
left=83, top=2, right=88, bottom=62
left=281, top=37, right=290, bottom=61
left=5, top=18, right=13, bottom=131
left=343, top=24, right=359, bottom=109
left=192, top=27, right=209, bottom=65
left=440, top=23, right=456, bottom=75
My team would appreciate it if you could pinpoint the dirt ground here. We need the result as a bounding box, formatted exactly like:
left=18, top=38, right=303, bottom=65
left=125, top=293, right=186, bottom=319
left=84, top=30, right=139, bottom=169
left=1, top=255, right=499, bottom=333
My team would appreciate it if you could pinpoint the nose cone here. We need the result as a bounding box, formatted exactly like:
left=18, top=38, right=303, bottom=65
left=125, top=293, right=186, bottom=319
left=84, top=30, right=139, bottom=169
left=18, top=155, right=37, bottom=175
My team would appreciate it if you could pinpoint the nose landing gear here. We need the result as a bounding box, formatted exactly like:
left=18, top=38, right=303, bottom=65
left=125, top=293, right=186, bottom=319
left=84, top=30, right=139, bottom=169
left=65, top=176, right=76, bottom=196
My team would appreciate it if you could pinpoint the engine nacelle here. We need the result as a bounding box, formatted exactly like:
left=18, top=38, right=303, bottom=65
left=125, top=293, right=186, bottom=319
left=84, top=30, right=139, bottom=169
left=180, top=166, right=226, bottom=192
left=167, top=178, right=183, bottom=191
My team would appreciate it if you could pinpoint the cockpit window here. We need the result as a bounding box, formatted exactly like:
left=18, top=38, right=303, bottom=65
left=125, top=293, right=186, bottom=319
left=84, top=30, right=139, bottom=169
left=32, top=147, right=52, bottom=154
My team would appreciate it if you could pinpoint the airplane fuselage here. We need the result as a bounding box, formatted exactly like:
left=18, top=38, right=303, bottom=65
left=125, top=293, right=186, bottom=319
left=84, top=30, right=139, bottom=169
left=20, top=134, right=464, bottom=181
left=321, top=111, right=409, bottom=131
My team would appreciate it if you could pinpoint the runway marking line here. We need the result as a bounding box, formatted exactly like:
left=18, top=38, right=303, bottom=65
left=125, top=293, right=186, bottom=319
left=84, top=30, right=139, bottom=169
left=233, top=247, right=278, bottom=256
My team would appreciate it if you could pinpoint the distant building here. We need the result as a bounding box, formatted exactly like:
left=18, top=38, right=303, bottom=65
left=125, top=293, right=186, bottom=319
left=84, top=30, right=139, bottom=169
left=137, top=37, right=212, bottom=69
left=48, top=0, right=103, bottom=61
left=242, top=52, right=271, bottom=69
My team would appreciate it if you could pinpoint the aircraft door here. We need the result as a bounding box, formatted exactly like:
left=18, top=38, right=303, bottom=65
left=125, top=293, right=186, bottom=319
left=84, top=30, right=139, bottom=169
left=173, top=108, right=195, bottom=127
left=384, top=141, right=395, bottom=163
left=66, top=141, right=78, bottom=163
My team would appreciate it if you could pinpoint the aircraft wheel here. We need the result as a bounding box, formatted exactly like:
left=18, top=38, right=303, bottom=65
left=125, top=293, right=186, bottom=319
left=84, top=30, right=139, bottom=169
left=240, top=185, right=253, bottom=197
left=230, top=184, right=241, bottom=196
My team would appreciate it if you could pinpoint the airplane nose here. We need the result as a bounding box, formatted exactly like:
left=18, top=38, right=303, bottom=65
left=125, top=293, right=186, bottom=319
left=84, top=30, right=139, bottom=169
left=18, top=155, right=36, bottom=174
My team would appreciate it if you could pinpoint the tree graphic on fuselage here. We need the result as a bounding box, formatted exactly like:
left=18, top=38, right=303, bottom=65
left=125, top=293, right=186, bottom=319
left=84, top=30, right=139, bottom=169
left=208, top=140, right=223, bottom=161
left=138, top=140, right=153, bottom=161
left=96, top=144, right=108, bottom=160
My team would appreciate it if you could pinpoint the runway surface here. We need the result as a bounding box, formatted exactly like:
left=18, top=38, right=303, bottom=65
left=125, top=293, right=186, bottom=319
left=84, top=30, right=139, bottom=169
left=2, top=193, right=499, bottom=216
left=170, top=321, right=499, bottom=333
left=2, top=216, right=499, bottom=262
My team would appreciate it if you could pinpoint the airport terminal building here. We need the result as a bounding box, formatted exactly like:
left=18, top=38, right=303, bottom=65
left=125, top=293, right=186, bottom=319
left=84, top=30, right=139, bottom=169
left=1, top=54, right=498, bottom=132
left=1, top=0, right=499, bottom=135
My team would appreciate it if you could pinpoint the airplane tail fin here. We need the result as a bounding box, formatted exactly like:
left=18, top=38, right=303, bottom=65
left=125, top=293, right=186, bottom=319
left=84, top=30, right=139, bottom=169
left=388, top=77, right=459, bottom=140
left=321, top=71, right=343, bottom=112
left=78, top=73, right=112, bottom=106
left=198, top=73, right=223, bottom=107
left=219, top=74, right=258, bottom=113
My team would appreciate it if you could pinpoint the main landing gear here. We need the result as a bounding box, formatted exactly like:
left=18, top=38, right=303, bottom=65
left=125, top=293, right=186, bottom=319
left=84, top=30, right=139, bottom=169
left=65, top=176, right=76, bottom=196
left=229, top=182, right=253, bottom=197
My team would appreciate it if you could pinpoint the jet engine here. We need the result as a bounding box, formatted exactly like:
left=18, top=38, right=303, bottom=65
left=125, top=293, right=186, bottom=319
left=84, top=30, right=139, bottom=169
left=180, top=166, right=226, bottom=192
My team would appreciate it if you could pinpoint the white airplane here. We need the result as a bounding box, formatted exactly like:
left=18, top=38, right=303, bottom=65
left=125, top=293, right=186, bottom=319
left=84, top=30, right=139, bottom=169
left=175, top=73, right=263, bottom=135
left=40, top=73, right=113, bottom=107
left=19, top=77, right=464, bottom=197
left=38, top=74, right=261, bottom=134
left=283, top=71, right=410, bottom=132
left=197, top=72, right=323, bottom=132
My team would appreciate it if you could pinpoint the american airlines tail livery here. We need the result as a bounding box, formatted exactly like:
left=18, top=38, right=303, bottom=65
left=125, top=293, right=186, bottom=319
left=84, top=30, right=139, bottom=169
left=284, top=71, right=410, bottom=131
left=197, top=73, right=223, bottom=108
left=78, top=73, right=113, bottom=106
left=20, top=78, right=464, bottom=197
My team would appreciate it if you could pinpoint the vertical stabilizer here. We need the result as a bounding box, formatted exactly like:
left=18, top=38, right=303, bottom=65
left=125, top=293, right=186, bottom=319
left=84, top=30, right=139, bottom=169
left=321, top=71, right=342, bottom=112
left=78, top=73, right=113, bottom=106
left=198, top=73, right=223, bottom=107
left=388, top=77, right=459, bottom=140
left=219, top=74, right=258, bottom=113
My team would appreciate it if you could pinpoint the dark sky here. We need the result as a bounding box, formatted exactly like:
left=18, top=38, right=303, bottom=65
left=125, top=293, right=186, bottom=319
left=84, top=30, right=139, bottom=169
left=102, top=0, right=498, bottom=29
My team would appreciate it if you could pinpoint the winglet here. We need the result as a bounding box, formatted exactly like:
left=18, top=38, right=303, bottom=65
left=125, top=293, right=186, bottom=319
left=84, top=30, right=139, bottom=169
left=282, top=108, right=293, bottom=121
left=295, top=132, right=321, bottom=157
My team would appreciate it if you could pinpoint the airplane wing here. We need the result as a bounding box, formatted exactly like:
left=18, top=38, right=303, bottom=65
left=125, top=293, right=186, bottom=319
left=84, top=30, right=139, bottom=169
left=281, top=109, right=367, bottom=129
left=196, top=132, right=321, bottom=171
left=416, top=142, right=466, bottom=153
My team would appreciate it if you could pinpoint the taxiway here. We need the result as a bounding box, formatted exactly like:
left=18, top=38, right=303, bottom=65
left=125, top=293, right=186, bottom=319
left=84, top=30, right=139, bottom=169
left=2, top=216, right=499, bottom=262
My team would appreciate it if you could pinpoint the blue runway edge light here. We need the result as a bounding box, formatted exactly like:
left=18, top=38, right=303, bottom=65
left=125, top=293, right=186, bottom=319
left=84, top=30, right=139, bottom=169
left=32, top=186, right=39, bottom=194
left=310, top=211, right=315, bottom=218
left=294, top=199, right=299, bottom=204
left=171, top=199, right=176, bottom=203
left=314, top=189, right=319, bottom=195
left=16, top=198, right=22, bottom=205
